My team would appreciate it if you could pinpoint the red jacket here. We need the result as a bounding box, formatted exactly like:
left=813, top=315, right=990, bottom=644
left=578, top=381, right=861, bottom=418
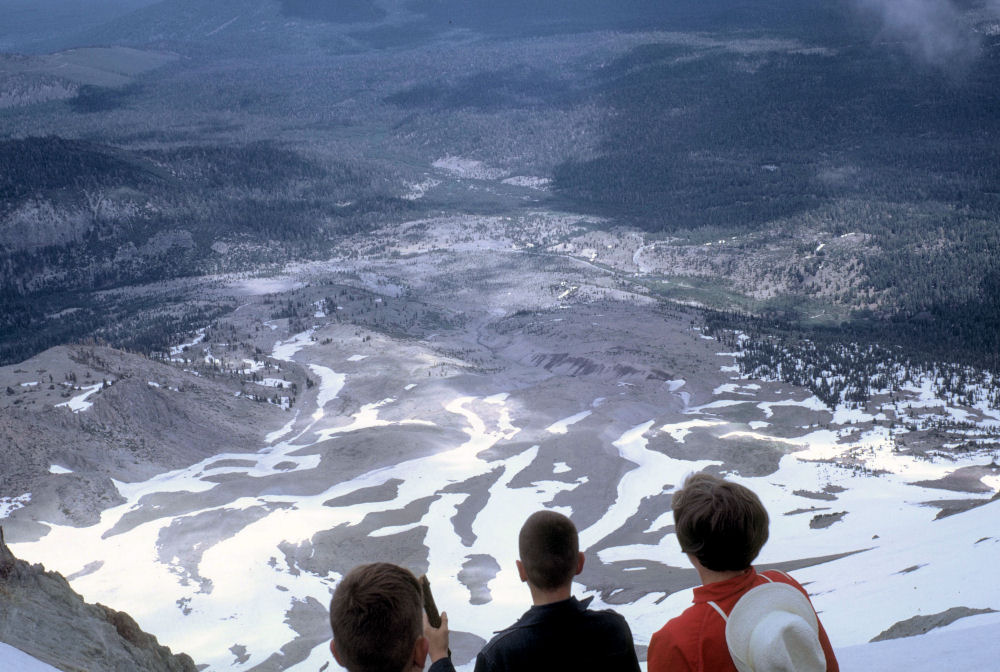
left=647, top=568, right=839, bottom=672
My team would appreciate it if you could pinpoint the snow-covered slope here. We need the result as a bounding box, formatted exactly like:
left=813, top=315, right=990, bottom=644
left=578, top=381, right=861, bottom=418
left=0, top=643, right=60, bottom=672
left=837, top=612, right=1000, bottom=671
left=6, top=314, right=999, bottom=671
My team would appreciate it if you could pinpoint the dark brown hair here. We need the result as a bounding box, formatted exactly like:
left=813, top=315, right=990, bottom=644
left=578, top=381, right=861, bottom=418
left=518, top=510, right=579, bottom=590
left=329, top=563, right=423, bottom=672
left=672, top=472, right=769, bottom=572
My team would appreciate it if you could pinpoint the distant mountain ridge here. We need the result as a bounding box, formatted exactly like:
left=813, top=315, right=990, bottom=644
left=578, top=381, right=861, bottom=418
left=52, top=0, right=389, bottom=55
left=0, top=0, right=161, bottom=53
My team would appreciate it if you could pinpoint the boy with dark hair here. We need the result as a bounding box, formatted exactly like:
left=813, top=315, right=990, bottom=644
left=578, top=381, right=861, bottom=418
left=474, top=510, right=640, bottom=672
left=648, top=473, right=840, bottom=672
left=330, top=563, right=453, bottom=672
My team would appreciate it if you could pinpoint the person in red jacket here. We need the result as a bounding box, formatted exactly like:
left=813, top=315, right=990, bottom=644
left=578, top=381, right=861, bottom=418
left=647, top=473, right=839, bottom=672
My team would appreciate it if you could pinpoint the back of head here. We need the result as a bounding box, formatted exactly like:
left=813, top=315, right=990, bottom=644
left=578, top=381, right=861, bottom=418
left=329, top=563, right=423, bottom=672
left=518, top=510, right=579, bottom=591
left=672, top=472, right=769, bottom=572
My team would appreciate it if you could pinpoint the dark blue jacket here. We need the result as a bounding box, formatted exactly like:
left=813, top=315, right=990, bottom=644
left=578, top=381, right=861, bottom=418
left=474, top=596, right=641, bottom=672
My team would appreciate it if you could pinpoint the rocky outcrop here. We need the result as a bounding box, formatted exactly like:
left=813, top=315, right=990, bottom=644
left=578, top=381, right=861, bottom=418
left=0, top=527, right=197, bottom=672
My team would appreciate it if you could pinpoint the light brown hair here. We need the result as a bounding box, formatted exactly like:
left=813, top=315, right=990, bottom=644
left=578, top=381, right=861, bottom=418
left=329, top=563, right=423, bottom=672
left=518, top=510, right=579, bottom=590
left=672, top=472, right=769, bottom=572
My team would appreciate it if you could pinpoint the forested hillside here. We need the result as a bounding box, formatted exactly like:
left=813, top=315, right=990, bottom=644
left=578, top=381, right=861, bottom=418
left=549, top=8, right=1000, bottom=378
left=2, top=0, right=999, bottom=380
left=0, top=135, right=416, bottom=364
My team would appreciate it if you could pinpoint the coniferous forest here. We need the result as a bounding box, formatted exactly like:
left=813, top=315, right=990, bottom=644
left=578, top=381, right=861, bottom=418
left=1, top=0, right=999, bottom=396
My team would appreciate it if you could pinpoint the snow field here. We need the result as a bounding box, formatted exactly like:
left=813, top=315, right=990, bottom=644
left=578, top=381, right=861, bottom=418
left=0, top=643, right=61, bottom=672
left=9, top=333, right=1000, bottom=671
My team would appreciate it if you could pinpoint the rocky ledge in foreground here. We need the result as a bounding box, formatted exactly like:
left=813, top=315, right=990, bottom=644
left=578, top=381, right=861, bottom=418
left=0, top=527, right=196, bottom=671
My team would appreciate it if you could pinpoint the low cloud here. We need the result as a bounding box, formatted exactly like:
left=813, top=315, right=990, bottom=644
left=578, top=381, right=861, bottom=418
left=853, top=0, right=981, bottom=69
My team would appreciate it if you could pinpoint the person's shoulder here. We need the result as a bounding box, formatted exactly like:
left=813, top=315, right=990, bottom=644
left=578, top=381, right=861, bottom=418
left=580, top=600, right=633, bottom=627
left=585, top=603, right=629, bottom=621
left=760, top=569, right=803, bottom=588
left=428, top=656, right=458, bottom=672
left=478, top=621, right=525, bottom=657
left=759, top=569, right=812, bottom=599
left=649, top=608, right=700, bottom=672
left=651, top=599, right=716, bottom=648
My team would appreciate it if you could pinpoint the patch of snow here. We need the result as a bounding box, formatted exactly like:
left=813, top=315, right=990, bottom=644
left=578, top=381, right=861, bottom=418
left=265, top=411, right=299, bottom=445
left=666, top=380, right=686, bottom=393
left=432, top=156, right=508, bottom=180
left=170, top=329, right=205, bottom=356
left=579, top=420, right=720, bottom=550
left=402, top=178, right=441, bottom=200
left=49, top=465, right=72, bottom=475
left=308, top=364, right=346, bottom=421
left=272, top=328, right=315, bottom=362
left=553, top=462, right=572, bottom=474
left=147, top=381, right=161, bottom=388
left=19, top=381, right=38, bottom=387
left=758, top=396, right=829, bottom=419
left=660, top=418, right=726, bottom=443
left=546, top=410, right=592, bottom=434
left=0, top=493, right=30, bottom=518
left=404, top=384, right=417, bottom=391
left=982, top=474, right=1000, bottom=492
left=55, top=383, right=104, bottom=412
left=0, top=644, right=61, bottom=672
left=501, top=176, right=551, bottom=189
left=831, top=405, right=875, bottom=424
left=236, top=278, right=305, bottom=296
left=347, top=355, right=368, bottom=362
left=685, top=399, right=749, bottom=413
left=241, top=359, right=265, bottom=373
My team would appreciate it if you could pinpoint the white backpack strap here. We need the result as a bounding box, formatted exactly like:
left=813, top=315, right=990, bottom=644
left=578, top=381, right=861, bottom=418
left=761, top=569, right=791, bottom=582
left=709, top=573, right=785, bottom=625
left=707, top=600, right=729, bottom=622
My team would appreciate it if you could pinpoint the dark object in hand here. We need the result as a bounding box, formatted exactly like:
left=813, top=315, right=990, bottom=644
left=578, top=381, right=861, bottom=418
left=419, top=574, right=442, bottom=627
